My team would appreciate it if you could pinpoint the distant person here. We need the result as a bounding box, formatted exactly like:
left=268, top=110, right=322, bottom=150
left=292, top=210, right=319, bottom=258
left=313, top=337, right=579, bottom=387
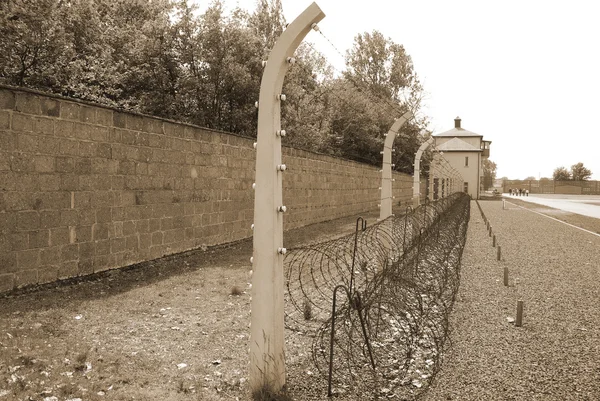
left=526, top=189, right=529, bottom=196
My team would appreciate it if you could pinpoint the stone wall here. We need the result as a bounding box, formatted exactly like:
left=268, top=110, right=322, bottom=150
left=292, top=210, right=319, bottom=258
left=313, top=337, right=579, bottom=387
left=0, top=85, right=421, bottom=293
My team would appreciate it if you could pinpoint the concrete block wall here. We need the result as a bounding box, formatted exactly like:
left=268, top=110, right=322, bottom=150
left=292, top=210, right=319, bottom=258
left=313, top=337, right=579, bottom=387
left=0, top=85, right=417, bottom=293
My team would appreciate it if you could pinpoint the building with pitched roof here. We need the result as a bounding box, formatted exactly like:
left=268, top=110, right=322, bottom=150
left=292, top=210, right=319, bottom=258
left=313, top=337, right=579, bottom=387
left=434, top=117, right=491, bottom=199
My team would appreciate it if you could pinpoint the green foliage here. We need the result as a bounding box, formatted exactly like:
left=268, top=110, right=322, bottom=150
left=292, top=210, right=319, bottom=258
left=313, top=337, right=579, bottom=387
left=553, top=166, right=571, bottom=181
left=483, top=159, right=497, bottom=190
left=0, top=0, right=429, bottom=171
left=570, top=162, right=592, bottom=181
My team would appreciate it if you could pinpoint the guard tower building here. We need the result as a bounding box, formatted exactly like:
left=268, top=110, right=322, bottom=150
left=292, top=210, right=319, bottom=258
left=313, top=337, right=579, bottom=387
left=434, top=117, right=491, bottom=199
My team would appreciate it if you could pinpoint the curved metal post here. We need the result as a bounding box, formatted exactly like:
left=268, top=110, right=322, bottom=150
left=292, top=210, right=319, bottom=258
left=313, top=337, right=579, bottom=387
left=250, top=3, right=325, bottom=393
left=413, top=136, right=435, bottom=207
left=380, top=111, right=413, bottom=220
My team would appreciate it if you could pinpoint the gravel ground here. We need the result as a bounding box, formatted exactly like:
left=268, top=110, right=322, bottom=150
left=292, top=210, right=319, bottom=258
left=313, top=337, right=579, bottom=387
left=423, top=200, right=600, bottom=400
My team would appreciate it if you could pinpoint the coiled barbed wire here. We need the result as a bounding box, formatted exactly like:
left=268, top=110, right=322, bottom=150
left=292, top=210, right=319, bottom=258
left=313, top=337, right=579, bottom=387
left=284, top=192, right=470, bottom=398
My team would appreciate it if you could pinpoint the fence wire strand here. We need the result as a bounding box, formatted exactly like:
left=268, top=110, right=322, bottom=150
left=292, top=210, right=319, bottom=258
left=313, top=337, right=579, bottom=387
left=284, top=192, right=471, bottom=397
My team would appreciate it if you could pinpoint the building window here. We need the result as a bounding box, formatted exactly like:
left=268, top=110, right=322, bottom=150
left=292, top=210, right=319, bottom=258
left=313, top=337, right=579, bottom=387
left=464, top=156, right=469, bottom=167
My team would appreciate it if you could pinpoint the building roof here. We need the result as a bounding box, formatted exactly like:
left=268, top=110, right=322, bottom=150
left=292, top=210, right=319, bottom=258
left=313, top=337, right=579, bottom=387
left=435, top=127, right=483, bottom=137
left=436, top=137, right=482, bottom=152
left=435, top=117, right=483, bottom=137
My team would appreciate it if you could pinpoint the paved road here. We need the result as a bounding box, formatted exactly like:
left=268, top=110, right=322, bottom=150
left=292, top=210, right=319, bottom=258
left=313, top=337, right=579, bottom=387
left=503, top=193, right=600, bottom=219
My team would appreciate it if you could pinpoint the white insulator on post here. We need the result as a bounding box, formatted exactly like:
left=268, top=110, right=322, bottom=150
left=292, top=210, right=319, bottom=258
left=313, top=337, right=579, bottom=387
left=311, top=23, right=319, bottom=31
left=252, top=183, right=256, bottom=189
left=287, top=57, right=296, bottom=65
left=278, top=205, right=287, bottom=213
left=276, top=164, right=287, bottom=171
left=261, top=61, right=267, bottom=68
left=378, top=187, right=382, bottom=190
left=250, top=256, right=254, bottom=264
left=392, top=148, right=396, bottom=152
left=392, top=179, right=396, bottom=182
left=251, top=224, right=254, bottom=230
left=276, top=129, right=286, bottom=137
left=278, top=94, right=287, bottom=101
left=383, top=133, right=388, bottom=137
left=278, top=247, right=287, bottom=255
left=254, top=101, right=259, bottom=108
left=253, top=142, right=257, bottom=149
left=380, top=151, right=384, bottom=154
left=392, top=164, right=395, bottom=168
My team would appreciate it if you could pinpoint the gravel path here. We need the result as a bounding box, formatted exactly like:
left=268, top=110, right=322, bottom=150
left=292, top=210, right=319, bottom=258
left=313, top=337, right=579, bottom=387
left=423, top=200, right=600, bottom=400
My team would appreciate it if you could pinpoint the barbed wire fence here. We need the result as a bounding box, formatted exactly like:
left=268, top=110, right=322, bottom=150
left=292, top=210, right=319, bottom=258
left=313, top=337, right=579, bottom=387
left=284, top=192, right=470, bottom=398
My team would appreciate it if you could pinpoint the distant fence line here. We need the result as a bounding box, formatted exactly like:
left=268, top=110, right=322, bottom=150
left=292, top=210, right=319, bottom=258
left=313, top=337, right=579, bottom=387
left=503, top=179, right=600, bottom=195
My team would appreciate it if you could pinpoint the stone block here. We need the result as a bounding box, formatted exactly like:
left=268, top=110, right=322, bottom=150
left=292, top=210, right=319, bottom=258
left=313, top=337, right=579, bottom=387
left=59, top=138, right=79, bottom=156
left=17, top=248, right=40, bottom=268
left=38, top=266, right=59, bottom=284
left=60, top=101, right=80, bottom=120
left=55, top=119, right=74, bottom=137
left=0, top=89, right=16, bottom=110
left=11, top=153, right=35, bottom=172
left=40, top=98, right=60, bottom=117
left=34, top=155, right=55, bottom=173
left=50, top=227, right=70, bottom=246
left=38, top=175, right=60, bottom=192
left=113, top=112, right=127, bottom=128
left=28, top=229, right=50, bottom=249
left=80, top=106, right=96, bottom=124
left=90, top=126, right=109, bottom=142
left=0, top=251, right=17, bottom=272
left=75, top=226, right=92, bottom=243
left=96, top=108, right=112, bottom=126
left=126, top=114, right=143, bottom=131
left=93, top=223, right=110, bottom=240
left=17, top=211, right=40, bottom=231
left=58, top=261, right=78, bottom=279
left=78, top=141, right=97, bottom=157
left=78, top=258, right=94, bottom=275
left=15, top=269, right=38, bottom=288
left=15, top=92, right=41, bottom=115
left=96, top=240, right=110, bottom=255
left=75, top=158, right=92, bottom=174
left=11, top=113, right=33, bottom=132
left=79, top=242, right=95, bottom=259
left=60, top=175, right=79, bottom=191
left=0, top=111, right=9, bottom=129
left=78, top=209, right=95, bottom=225
left=37, top=135, right=60, bottom=154
left=96, top=143, right=111, bottom=158
left=110, top=237, right=127, bottom=253
left=0, top=274, right=14, bottom=293
left=40, top=246, right=61, bottom=265
left=61, top=243, right=79, bottom=261
left=60, top=210, right=78, bottom=226
left=33, top=116, right=54, bottom=135
left=95, top=208, right=112, bottom=223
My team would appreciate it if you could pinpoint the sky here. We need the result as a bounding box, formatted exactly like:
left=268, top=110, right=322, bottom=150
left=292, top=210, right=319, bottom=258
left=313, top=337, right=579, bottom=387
left=194, top=0, right=600, bottom=180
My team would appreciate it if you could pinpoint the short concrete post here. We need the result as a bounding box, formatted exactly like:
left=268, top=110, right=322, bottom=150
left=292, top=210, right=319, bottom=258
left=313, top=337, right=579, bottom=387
left=503, top=266, right=509, bottom=286
left=497, top=245, right=502, bottom=261
left=250, top=2, right=325, bottom=393
left=515, top=300, right=523, bottom=327
left=489, top=225, right=492, bottom=237
left=492, top=234, right=496, bottom=247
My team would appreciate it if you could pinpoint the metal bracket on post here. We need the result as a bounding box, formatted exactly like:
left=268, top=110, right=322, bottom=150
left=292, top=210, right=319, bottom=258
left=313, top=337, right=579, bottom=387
left=250, top=2, right=325, bottom=394
left=413, top=136, right=435, bottom=207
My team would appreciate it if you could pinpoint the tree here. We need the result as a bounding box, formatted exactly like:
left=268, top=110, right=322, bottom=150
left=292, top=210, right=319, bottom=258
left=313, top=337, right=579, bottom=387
left=553, top=166, right=571, bottom=181
left=524, top=176, right=536, bottom=181
left=483, top=159, right=497, bottom=190
left=570, top=162, right=592, bottom=181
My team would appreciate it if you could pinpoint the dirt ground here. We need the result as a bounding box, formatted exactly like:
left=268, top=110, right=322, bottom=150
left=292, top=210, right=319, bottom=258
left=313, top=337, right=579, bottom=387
left=0, top=210, right=381, bottom=401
